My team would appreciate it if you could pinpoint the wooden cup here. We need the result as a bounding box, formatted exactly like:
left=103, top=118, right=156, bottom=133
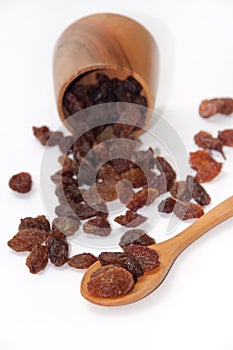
left=53, top=13, right=158, bottom=129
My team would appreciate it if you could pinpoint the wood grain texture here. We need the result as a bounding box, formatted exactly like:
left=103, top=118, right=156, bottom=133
left=81, top=196, right=233, bottom=306
left=53, top=13, right=158, bottom=125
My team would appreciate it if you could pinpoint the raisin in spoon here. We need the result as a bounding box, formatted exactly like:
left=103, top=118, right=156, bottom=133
left=81, top=196, right=233, bottom=306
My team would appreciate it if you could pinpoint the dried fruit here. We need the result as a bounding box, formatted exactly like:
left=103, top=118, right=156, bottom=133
left=18, top=215, right=50, bottom=232
left=52, top=216, right=80, bottom=236
left=120, top=167, right=147, bottom=188
left=173, top=200, right=204, bottom=220
left=97, top=163, right=120, bottom=181
left=218, top=129, right=233, bottom=146
left=87, top=265, right=134, bottom=298
left=26, top=244, right=48, bottom=274
left=127, top=188, right=158, bottom=211
left=9, top=172, right=32, bottom=193
left=96, top=179, right=118, bottom=201
left=194, top=131, right=225, bottom=158
left=186, top=175, right=211, bottom=206
left=83, top=217, right=111, bottom=236
left=190, top=150, right=222, bottom=183
left=119, top=229, right=155, bottom=249
left=114, top=210, right=147, bottom=227
left=133, top=148, right=155, bottom=170
left=32, top=126, right=51, bottom=145
left=7, top=229, right=47, bottom=252
left=98, top=252, right=143, bottom=280
left=155, top=156, right=176, bottom=191
left=199, top=98, right=233, bottom=118
left=170, top=181, right=191, bottom=202
left=47, top=234, right=69, bottom=267
left=67, top=253, right=97, bottom=269
left=158, top=197, right=176, bottom=213
left=116, top=179, right=134, bottom=205
left=124, top=245, right=160, bottom=272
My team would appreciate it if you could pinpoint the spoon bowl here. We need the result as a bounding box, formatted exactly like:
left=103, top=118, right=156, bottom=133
left=81, top=196, right=233, bottom=306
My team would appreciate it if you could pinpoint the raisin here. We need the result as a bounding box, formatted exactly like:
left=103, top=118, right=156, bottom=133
left=9, top=172, right=32, bottom=193
left=96, top=179, right=118, bottom=201
left=83, top=217, right=111, bottom=236
left=218, top=129, right=233, bottom=146
left=116, top=179, right=134, bottom=205
left=173, top=200, right=204, bottom=220
left=186, top=175, right=211, bottom=206
left=58, top=155, right=74, bottom=168
left=199, top=98, right=233, bottom=118
left=18, top=215, right=50, bottom=232
left=82, top=184, right=104, bottom=206
left=114, top=210, right=147, bottom=228
left=47, top=235, right=69, bottom=267
left=190, top=150, right=222, bottom=183
left=109, top=158, right=132, bottom=174
left=26, top=244, right=48, bottom=274
left=170, top=181, right=191, bottom=202
left=70, top=202, right=99, bottom=220
left=58, top=135, right=74, bottom=154
left=127, top=188, right=158, bottom=211
left=158, top=197, right=176, bottom=213
left=194, top=131, right=225, bottom=158
left=155, top=156, right=176, bottom=191
left=133, top=148, right=155, bottom=170
left=119, top=229, right=155, bottom=249
left=124, top=245, right=160, bottom=272
left=98, top=252, right=143, bottom=280
left=32, top=126, right=52, bottom=146
left=55, top=183, right=82, bottom=204
left=46, top=131, right=63, bottom=146
left=67, top=253, right=97, bottom=269
left=87, top=265, right=134, bottom=298
left=55, top=203, right=75, bottom=217
left=120, top=167, right=147, bottom=188
left=97, top=163, right=120, bottom=181
left=63, top=91, right=85, bottom=114
left=8, top=229, right=47, bottom=252
left=52, top=216, right=80, bottom=236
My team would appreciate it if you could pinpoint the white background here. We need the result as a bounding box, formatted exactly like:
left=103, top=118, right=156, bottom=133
left=1, top=1, right=233, bottom=350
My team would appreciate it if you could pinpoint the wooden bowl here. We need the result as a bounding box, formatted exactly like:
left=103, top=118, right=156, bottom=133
left=53, top=13, right=158, bottom=129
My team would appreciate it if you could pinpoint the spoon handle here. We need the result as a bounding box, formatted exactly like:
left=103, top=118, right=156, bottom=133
left=162, top=196, right=233, bottom=257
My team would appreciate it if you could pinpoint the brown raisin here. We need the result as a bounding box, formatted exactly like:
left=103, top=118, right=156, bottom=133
left=114, top=210, right=147, bottom=228
left=133, top=148, right=155, bottom=170
left=186, top=175, right=211, bottom=206
left=32, top=126, right=52, bottom=145
left=52, top=216, right=80, bottom=236
left=87, top=265, right=134, bottom=298
left=67, top=253, right=97, bottom=269
left=46, top=131, right=63, bottom=146
left=124, top=245, right=160, bottom=272
left=47, top=235, right=69, bottom=267
left=96, top=179, right=118, bottom=201
left=127, top=188, right=158, bottom=211
left=98, top=252, right=143, bottom=280
left=158, top=197, right=176, bottom=213
left=120, top=167, right=147, bottom=188
left=119, top=229, right=155, bottom=249
left=26, top=244, right=48, bottom=274
left=18, top=215, right=50, bottom=232
left=83, top=217, right=111, bottom=236
left=173, top=201, right=204, bottom=220
left=155, top=156, right=176, bottom=191
left=97, top=163, right=120, bottom=181
left=170, top=181, right=191, bottom=202
left=190, top=150, right=222, bottom=183
left=8, top=229, right=47, bottom=252
left=218, top=129, right=233, bottom=146
left=58, top=135, right=74, bottom=154
left=199, top=98, right=233, bottom=118
left=194, top=131, right=225, bottom=158
left=9, top=172, right=32, bottom=193
left=116, top=179, right=134, bottom=205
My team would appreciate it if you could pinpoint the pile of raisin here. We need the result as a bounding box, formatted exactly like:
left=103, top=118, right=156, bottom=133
left=8, top=214, right=98, bottom=274
left=87, top=229, right=159, bottom=297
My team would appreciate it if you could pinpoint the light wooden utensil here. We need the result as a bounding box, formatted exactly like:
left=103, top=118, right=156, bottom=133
left=53, top=13, right=158, bottom=130
left=81, top=196, right=233, bottom=306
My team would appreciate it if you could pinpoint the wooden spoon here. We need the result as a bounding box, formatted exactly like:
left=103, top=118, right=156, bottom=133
left=81, top=196, right=233, bottom=306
